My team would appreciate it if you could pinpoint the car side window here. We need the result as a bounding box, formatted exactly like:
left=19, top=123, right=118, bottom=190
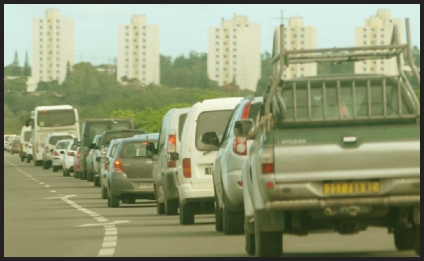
left=220, top=105, right=239, bottom=145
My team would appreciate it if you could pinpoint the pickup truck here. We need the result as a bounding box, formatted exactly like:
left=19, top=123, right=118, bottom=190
left=241, top=19, right=420, bottom=257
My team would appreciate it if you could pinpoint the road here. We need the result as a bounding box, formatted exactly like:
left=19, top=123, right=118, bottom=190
left=3, top=152, right=418, bottom=257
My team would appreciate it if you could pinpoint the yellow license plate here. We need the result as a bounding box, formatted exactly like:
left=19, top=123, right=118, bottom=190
left=323, top=181, right=380, bottom=195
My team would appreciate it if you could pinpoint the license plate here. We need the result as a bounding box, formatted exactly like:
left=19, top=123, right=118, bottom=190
left=323, top=181, right=380, bottom=195
left=138, top=182, right=153, bottom=188
left=205, top=167, right=212, bottom=175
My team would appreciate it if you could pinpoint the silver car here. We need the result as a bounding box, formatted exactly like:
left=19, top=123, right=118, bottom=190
left=212, top=96, right=263, bottom=234
left=105, top=134, right=159, bottom=208
left=86, top=134, right=102, bottom=183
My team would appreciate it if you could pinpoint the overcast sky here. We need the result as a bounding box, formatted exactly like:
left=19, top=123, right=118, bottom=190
left=4, top=4, right=420, bottom=67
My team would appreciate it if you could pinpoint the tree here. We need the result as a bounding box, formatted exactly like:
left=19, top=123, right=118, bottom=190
left=23, top=52, right=31, bottom=76
left=66, top=61, right=71, bottom=79
left=11, top=51, right=21, bottom=76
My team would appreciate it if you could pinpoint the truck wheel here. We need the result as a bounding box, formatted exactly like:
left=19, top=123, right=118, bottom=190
left=223, top=192, right=244, bottom=235
left=394, top=227, right=414, bottom=250
left=180, top=202, right=194, bottom=225
left=255, top=221, right=282, bottom=257
left=245, top=222, right=255, bottom=255
left=108, top=189, right=120, bottom=208
left=413, top=224, right=420, bottom=255
left=165, top=199, right=179, bottom=215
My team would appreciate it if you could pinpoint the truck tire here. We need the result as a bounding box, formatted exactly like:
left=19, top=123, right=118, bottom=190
left=165, top=199, right=179, bottom=216
left=394, top=228, right=414, bottom=250
left=180, top=201, right=194, bottom=225
left=255, top=221, right=282, bottom=257
left=223, top=192, right=244, bottom=235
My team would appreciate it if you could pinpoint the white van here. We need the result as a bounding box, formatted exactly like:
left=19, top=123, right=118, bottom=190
left=152, top=107, right=190, bottom=215
left=19, top=126, right=32, bottom=162
left=177, top=97, right=243, bottom=225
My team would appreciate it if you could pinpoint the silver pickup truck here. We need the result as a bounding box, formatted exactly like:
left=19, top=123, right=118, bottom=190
left=241, top=19, right=420, bottom=257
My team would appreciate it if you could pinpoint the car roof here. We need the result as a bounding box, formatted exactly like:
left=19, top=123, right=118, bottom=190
left=101, top=129, right=147, bottom=135
left=127, top=133, right=159, bottom=141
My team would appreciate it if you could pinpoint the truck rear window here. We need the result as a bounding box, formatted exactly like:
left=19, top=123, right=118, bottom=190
left=273, top=76, right=416, bottom=126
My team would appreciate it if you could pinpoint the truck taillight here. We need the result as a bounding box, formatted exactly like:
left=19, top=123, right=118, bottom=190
left=53, top=150, right=60, bottom=156
left=233, top=136, right=247, bottom=155
left=261, top=148, right=274, bottom=174
left=113, top=159, right=125, bottom=173
left=182, top=158, right=191, bottom=178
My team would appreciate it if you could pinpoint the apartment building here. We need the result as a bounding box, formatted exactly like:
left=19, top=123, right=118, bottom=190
left=355, top=9, right=403, bottom=75
left=117, top=15, right=160, bottom=85
left=275, top=17, right=317, bottom=79
left=31, top=9, right=74, bottom=85
left=207, top=14, right=261, bottom=92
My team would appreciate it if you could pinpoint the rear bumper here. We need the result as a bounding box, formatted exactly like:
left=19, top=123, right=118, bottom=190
left=179, top=183, right=214, bottom=202
left=265, top=195, right=420, bottom=211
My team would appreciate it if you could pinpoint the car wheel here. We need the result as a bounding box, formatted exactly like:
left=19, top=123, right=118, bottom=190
left=53, top=166, right=58, bottom=172
left=214, top=187, right=223, bottom=232
left=74, top=171, right=80, bottom=179
left=21, top=156, right=24, bottom=162
left=87, top=171, right=94, bottom=182
left=179, top=201, right=194, bottom=225
left=65, top=169, right=71, bottom=177
left=223, top=191, right=244, bottom=235
left=154, top=187, right=165, bottom=214
left=101, top=180, right=108, bottom=199
left=394, top=227, right=414, bottom=251
left=26, top=157, right=30, bottom=163
left=254, top=220, right=282, bottom=257
left=108, top=188, right=120, bottom=208
left=42, top=160, right=49, bottom=169
left=245, top=221, right=256, bottom=255
left=94, top=176, right=100, bottom=187
left=165, top=199, right=179, bottom=216
left=414, top=224, right=420, bottom=255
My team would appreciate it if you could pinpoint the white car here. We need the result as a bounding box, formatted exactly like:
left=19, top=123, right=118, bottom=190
left=52, top=139, right=71, bottom=172
left=26, top=138, right=33, bottom=163
left=62, top=139, right=78, bottom=177
left=42, top=132, right=75, bottom=170
left=177, top=97, right=243, bottom=225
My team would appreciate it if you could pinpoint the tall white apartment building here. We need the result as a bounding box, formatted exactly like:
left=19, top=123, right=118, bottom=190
left=31, top=9, right=74, bottom=85
left=278, top=17, right=317, bottom=79
left=207, top=14, right=261, bottom=92
left=355, top=9, right=403, bottom=75
left=117, top=15, right=160, bottom=85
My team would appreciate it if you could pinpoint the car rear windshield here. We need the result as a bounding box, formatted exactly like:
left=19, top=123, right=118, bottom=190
left=57, top=142, right=70, bottom=149
left=102, top=131, right=146, bottom=146
left=195, top=110, right=233, bottom=151
left=84, top=121, right=133, bottom=146
left=24, top=131, right=31, bottom=142
left=37, top=109, right=76, bottom=127
left=49, top=135, right=74, bottom=145
left=272, top=76, right=417, bottom=128
left=119, top=141, right=158, bottom=158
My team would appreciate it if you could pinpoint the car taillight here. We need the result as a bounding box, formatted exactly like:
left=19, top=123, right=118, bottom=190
left=167, top=130, right=176, bottom=153
left=182, top=158, right=191, bottom=178
left=28, top=144, right=32, bottom=148
left=233, top=136, right=247, bottom=155
left=261, top=148, right=274, bottom=174
left=104, top=163, right=109, bottom=170
left=53, top=151, right=60, bottom=156
left=45, top=146, right=49, bottom=152
left=67, top=151, right=73, bottom=156
left=241, top=101, right=251, bottom=119
left=101, top=147, right=108, bottom=157
left=113, top=159, right=125, bottom=173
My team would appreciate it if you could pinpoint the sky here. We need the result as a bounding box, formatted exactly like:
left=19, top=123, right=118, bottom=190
left=4, top=4, right=421, bottom=67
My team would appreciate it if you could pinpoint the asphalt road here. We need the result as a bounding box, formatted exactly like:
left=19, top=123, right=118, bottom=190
left=3, top=152, right=419, bottom=257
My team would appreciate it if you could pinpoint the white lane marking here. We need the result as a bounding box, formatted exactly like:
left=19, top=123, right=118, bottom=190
left=4, top=160, right=123, bottom=258
left=45, top=185, right=50, bottom=188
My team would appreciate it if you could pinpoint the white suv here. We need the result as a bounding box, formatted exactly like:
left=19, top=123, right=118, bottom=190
left=42, top=132, right=75, bottom=170
left=177, top=97, right=243, bottom=225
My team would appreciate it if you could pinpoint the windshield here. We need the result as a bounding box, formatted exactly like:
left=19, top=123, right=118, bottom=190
left=102, top=131, right=146, bottom=146
left=84, top=120, right=133, bottom=146
left=57, top=141, right=70, bottom=149
left=37, top=109, right=76, bottom=127
left=195, top=110, right=233, bottom=151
